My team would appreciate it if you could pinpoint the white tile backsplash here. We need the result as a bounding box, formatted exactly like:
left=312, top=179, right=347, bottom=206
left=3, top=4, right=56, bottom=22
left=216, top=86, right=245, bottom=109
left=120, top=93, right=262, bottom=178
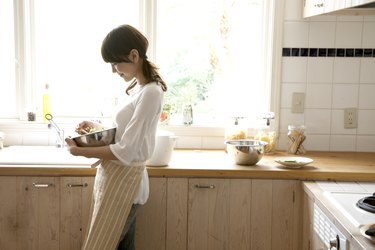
left=280, top=1, right=375, bottom=152
left=308, top=22, right=336, bottom=48
left=335, top=22, right=363, bottom=48
left=357, top=110, right=375, bottom=135
left=331, top=84, right=359, bottom=108
left=282, top=57, right=307, bottom=83
left=362, top=22, right=375, bottom=47
left=305, top=84, right=332, bottom=109
left=305, top=109, right=331, bottom=134
left=307, top=58, right=334, bottom=83
left=283, top=21, right=309, bottom=47
left=359, top=84, right=375, bottom=109
left=305, top=134, right=330, bottom=151
left=360, top=58, right=375, bottom=84
left=357, top=135, right=375, bottom=152
left=333, top=58, right=361, bottom=84
left=330, top=135, right=357, bottom=152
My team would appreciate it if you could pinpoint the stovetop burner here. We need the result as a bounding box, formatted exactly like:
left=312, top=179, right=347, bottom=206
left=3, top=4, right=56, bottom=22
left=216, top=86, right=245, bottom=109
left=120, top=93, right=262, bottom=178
left=357, top=193, right=375, bottom=214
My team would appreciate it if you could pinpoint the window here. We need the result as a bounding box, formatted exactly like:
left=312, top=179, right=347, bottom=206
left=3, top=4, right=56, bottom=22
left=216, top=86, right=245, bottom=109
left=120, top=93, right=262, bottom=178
left=2, top=0, right=275, bottom=129
left=157, top=0, right=271, bottom=126
left=0, top=1, right=16, bottom=117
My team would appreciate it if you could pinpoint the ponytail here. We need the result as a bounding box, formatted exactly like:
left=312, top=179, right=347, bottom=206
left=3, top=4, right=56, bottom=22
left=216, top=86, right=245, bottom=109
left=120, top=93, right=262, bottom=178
left=125, top=58, right=167, bottom=95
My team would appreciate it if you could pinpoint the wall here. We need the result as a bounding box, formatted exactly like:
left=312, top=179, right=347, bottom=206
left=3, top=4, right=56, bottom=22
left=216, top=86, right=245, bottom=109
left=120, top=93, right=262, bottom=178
left=1, top=0, right=374, bottom=152
left=278, top=0, right=375, bottom=152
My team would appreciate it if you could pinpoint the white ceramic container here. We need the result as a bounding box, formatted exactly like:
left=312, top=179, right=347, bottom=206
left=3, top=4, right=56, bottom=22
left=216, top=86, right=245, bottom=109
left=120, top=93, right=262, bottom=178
left=146, top=130, right=178, bottom=166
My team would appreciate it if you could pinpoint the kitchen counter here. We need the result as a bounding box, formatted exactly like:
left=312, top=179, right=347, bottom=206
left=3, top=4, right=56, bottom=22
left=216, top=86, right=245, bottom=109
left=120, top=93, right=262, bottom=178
left=0, top=149, right=374, bottom=181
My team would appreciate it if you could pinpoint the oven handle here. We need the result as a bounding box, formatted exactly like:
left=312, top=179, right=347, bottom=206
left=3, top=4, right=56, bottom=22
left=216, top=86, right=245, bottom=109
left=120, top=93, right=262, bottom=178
left=329, top=235, right=340, bottom=250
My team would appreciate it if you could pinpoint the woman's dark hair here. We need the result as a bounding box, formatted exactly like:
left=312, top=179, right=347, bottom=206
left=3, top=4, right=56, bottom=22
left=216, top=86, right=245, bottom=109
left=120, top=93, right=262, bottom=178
left=101, top=24, right=167, bottom=94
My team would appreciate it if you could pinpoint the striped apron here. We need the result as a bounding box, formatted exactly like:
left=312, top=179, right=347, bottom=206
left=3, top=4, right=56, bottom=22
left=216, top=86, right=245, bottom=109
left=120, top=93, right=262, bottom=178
left=82, top=159, right=145, bottom=250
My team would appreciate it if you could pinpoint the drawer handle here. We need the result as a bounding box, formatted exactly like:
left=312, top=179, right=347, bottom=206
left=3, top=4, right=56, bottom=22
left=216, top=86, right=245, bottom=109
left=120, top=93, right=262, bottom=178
left=195, top=184, right=215, bottom=189
left=32, top=183, right=53, bottom=188
left=67, top=183, right=88, bottom=188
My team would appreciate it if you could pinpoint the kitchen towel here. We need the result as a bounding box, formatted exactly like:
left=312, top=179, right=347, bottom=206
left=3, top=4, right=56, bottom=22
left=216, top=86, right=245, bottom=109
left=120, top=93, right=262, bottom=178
left=82, top=159, right=145, bottom=250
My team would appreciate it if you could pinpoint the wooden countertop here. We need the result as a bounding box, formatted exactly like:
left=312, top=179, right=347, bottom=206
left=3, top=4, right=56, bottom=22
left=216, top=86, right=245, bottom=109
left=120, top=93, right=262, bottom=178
left=0, top=150, right=374, bottom=181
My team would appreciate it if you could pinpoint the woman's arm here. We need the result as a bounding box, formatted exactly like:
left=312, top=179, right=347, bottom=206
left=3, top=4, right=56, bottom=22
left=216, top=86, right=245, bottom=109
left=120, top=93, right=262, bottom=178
left=65, top=137, right=119, bottom=160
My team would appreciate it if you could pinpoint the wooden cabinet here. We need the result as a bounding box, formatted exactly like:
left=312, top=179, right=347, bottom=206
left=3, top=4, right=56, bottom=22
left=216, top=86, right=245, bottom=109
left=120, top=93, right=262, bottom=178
left=60, top=177, right=94, bottom=250
left=0, top=176, right=17, bottom=249
left=135, top=178, right=167, bottom=250
left=0, top=176, right=94, bottom=250
left=136, top=177, right=302, bottom=250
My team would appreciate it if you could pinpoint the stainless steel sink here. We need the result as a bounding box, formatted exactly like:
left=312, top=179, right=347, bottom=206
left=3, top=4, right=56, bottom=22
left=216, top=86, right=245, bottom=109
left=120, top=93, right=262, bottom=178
left=0, top=146, right=98, bottom=166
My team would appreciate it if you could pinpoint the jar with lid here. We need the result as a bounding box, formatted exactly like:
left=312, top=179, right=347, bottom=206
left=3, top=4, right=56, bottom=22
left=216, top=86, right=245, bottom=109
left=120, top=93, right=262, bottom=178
left=287, top=125, right=306, bottom=154
left=225, top=117, right=247, bottom=140
left=254, top=112, right=277, bottom=154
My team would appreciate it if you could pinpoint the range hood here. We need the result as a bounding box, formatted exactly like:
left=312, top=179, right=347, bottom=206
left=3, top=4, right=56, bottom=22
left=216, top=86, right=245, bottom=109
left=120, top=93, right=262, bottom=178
left=333, top=2, right=375, bottom=15
left=353, top=2, right=375, bottom=8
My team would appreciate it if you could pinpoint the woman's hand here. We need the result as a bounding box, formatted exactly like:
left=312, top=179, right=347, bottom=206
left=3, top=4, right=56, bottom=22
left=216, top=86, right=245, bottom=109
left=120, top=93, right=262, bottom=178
left=75, top=121, right=103, bottom=135
left=65, top=137, right=80, bottom=156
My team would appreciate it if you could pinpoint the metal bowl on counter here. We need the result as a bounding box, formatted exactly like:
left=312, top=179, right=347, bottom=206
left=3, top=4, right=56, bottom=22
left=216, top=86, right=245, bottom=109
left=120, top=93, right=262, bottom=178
left=72, top=128, right=116, bottom=147
left=225, top=140, right=267, bottom=166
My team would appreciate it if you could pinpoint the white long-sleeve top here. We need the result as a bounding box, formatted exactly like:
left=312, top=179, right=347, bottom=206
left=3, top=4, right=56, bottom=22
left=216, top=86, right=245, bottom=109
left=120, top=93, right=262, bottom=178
left=109, top=81, right=164, bottom=204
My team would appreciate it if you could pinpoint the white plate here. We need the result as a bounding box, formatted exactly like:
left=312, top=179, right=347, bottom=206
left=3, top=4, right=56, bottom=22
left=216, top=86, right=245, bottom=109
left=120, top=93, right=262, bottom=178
left=274, top=156, right=313, bottom=168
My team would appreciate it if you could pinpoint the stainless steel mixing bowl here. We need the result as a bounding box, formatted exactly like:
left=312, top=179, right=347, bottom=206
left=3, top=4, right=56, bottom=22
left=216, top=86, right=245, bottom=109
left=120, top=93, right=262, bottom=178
left=72, top=128, right=116, bottom=147
left=225, top=140, right=267, bottom=166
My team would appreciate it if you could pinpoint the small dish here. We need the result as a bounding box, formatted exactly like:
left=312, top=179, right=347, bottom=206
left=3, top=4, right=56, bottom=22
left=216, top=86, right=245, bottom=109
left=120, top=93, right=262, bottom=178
left=360, top=224, right=375, bottom=243
left=274, top=156, right=313, bottom=168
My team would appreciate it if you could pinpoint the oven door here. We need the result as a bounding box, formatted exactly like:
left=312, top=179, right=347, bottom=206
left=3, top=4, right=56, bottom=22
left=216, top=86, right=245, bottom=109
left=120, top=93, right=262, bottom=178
left=313, top=204, right=349, bottom=250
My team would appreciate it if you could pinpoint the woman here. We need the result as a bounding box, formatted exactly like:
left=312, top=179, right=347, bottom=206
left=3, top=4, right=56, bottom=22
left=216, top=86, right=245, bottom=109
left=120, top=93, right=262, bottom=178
left=65, top=24, right=167, bottom=250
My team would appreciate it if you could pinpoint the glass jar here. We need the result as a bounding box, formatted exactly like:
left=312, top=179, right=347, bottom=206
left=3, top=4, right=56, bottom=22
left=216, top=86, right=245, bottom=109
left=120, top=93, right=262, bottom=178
left=225, top=117, right=247, bottom=140
left=254, top=127, right=277, bottom=154
left=287, top=125, right=306, bottom=154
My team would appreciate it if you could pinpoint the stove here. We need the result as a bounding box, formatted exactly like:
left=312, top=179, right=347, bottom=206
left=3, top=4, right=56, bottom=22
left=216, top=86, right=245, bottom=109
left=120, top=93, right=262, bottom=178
left=318, top=181, right=375, bottom=228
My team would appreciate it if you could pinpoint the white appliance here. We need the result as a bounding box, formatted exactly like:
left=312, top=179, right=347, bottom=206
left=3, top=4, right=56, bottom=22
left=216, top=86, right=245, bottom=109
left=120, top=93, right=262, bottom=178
left=314, top=181, right=375, bottom=250
left=314, top=204, right=348, bottom=250
left=318, top=181, right=375, bottom=228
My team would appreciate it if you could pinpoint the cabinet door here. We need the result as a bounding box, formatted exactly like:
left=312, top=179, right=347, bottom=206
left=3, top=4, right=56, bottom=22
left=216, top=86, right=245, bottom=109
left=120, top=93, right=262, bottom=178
left=0, top=177, right=17, bottom=250
left=166, top=178, right=188, bottom=250
left=60, top=176, right=94, bottom=250
left=188, top=178, right=252, bottom=250
left=302, top=190, right=314, bottom=250
left=136, top=177, right=167, bottom=250
left=188, top=179, right=301, bottom=250
left=17, top=176, right=60, bottom=250
left=252, top=179, right=302, bottom=250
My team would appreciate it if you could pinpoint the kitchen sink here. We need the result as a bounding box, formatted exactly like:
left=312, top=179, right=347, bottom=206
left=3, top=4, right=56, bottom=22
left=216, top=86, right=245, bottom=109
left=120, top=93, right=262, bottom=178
left=0, top=146, right=98, bottom=166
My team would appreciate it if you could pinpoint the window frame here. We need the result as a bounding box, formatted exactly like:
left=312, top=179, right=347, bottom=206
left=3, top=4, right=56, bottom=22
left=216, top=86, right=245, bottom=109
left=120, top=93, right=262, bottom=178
left=1, top=0, right=284, bottom=138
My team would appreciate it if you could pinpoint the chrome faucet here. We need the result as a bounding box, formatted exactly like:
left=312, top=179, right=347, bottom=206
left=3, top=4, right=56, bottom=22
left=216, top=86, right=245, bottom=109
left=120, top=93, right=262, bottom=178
left=45, top=114, right=65, bottom=148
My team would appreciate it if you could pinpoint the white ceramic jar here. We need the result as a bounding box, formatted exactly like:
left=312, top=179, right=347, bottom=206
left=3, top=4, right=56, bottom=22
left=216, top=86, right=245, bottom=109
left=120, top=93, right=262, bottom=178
left=146, top=130, right=178, bottom=166
left=0, top=131, right=4, bottom=149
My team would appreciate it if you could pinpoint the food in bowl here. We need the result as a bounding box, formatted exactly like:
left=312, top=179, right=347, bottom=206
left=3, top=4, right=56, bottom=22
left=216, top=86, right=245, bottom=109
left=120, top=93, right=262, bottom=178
left=225, top=140, right=267, bottom=166
left=72, top=127, right=116, bottom=147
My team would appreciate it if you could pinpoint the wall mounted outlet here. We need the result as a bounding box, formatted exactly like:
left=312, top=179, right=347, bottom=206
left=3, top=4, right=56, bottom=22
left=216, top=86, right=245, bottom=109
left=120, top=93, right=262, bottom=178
left=344, top=108, right=358, bottom=129
left=291, top=92, right=305, bottom=113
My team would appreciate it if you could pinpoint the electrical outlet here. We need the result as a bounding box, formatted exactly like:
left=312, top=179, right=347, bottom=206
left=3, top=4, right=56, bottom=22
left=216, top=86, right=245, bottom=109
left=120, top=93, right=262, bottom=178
left=291, top=92, right=305, bottom=113
left=344, top=108, right=358, bottom=129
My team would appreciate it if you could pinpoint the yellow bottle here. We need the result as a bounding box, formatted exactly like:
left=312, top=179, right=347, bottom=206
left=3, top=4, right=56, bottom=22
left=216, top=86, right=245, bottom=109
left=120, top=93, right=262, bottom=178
left=42, top=83, right=51, bottom=123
